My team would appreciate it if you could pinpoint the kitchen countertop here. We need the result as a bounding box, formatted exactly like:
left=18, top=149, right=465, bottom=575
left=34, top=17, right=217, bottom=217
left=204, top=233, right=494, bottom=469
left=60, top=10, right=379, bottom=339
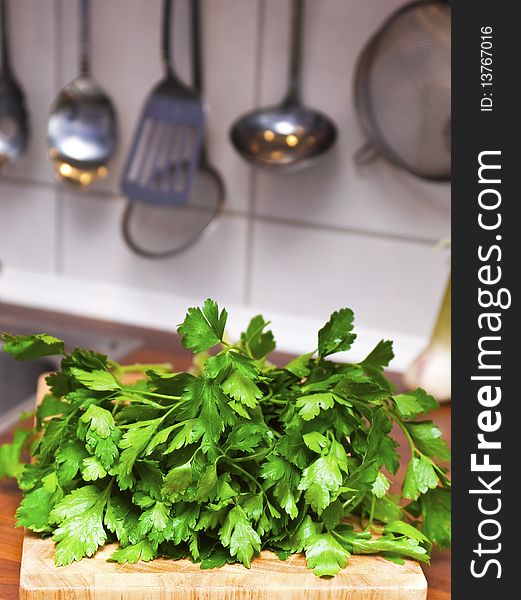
left=0, top=345, right=451, bottom=600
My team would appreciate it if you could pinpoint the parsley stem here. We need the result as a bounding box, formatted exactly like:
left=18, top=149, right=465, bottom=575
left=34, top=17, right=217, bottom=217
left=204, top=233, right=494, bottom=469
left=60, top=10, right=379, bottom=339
left=224, top=461, right=270, bottom=505
left=119, top=388, right=181, bottom=401
left=386, top=408, right=417, bottom=455
left=112, top=362, right=173, bottom=374
left=368, top=495, right=376, bottom=530
left=231, top=446, right=273, bottom=463
left=266, top=398, right=288, bottom=405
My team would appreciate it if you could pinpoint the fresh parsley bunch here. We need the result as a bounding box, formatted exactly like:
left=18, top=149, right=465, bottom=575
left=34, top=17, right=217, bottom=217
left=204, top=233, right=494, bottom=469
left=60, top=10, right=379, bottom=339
left=0, top=300, right=450, bottom=577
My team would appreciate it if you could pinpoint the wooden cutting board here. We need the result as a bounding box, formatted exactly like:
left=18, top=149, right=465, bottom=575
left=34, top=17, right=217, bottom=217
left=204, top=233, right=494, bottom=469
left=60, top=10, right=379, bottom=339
left=19, top=377, right=427, bottom=600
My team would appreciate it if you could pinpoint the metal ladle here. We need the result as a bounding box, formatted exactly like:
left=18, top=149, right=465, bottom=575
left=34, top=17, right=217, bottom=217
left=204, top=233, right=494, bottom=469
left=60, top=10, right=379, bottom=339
left=0, top=0, right=29, bottom=170
left=47, top=0, right=117, bottom=186
left=230, top=0, right=336, bottom=172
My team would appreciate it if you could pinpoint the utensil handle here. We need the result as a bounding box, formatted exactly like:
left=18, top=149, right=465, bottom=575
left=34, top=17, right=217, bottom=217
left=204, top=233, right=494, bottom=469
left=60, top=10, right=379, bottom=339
left=162, top=0, right=174, bottom=74
left=284, top=0, right=304, bottom=106
left=191, top=0, right=202, bottom=93
left=0, top=0, right=11, bottom=73
left=191, top=0, right=208, bottom=163
left=79, top=0, right=90, bottom=76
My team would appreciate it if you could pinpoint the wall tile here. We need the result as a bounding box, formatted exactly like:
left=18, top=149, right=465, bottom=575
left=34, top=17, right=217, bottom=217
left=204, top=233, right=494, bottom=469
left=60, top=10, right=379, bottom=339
left=249, top=219, right=449, bottom=339
left=0, top=181, right=56, bottom=272
left=253, top=0, right=450, bottom=242
left=1, top=0, right=57, bottom=184
left=60, top=189, right=247, bottom=304
left=58, top=0, right=259, bottom=213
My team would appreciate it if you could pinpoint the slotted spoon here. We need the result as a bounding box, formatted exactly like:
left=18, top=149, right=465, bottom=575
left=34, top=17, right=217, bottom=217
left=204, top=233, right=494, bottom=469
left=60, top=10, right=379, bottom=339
left=121, top=0, right=205, bottom=206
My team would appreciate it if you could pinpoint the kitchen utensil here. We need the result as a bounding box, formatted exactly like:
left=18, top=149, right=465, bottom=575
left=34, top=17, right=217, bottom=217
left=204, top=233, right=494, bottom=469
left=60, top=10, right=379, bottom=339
left=0, top=0, right=29, bottom=170
left=120, top=0, right=205, bottom=207
left=354, top=0, right=451, bottom=180
left=47, top=0, right=117, bottom=186
left=230, top=0, right=336, bottom=172
left=121, top=0, right=224, bottom=259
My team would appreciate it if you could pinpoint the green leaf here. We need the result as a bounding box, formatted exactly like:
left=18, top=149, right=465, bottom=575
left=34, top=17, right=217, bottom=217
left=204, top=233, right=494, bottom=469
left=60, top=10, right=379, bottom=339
left=205, top=351, right=257, bottom=380
left=303, top=431, right=329, bottom=454
left=392, top=389, right=438, bottom=418
left=79, top=405, right=120, bottom=469
left=260, top=455, right=300, bottom=519
left=162, top=462, right=193, bottom=500
left=305, top=533, right=349, bottom=577
left=56, top=441, right=89, bottom=485
left=221, top=370, right=262, bottom=408
left=403, top=456, right=440, bottom=501
left=420, top=488, right=451, bottom=549
left=0, top=428, right=31, bottom=480
left=226, top=423, right=269, bottom=453
left=345, top=532, right=429, bottom=564
left=81, top=456, right=108, bottom=481
left=183, top=379, right=236, bottom=445
left=240, top=315, right=276, bottom=359
left=164, top=421, right=203, bottom=454
left=70, top=368, right=120, bottom=391
left=36, top=395, right=72, bottom=426
left=137, top=501, right=170, bottom=539
left=109, top=539, right=156, bottom=564
left=285, top=353, right=314, bottom=378
left=372, top=472, right=390, bottom=498
left=318, top=309, right=356, bottom=357
left=219, top=505, right=261, bottom=568
left=298, top=455, right=343, bottom=513
left=361, top=340, right=394, bottom=371
left=117, top=421, right=161, bottom=489
left=406, top=422, right=451, bottom=461
left=384, top=521, right=431, bottom=545
left=296, top=392, right=336, bottom=421
left=342, top=460, right=380, bottom=506
left=104, top=496, right=137, bottom=546
left=200, top=544, right=234, bottom=569
left=80, top=405, right=115, bottom=438
left=178, top=299, right=228, bottom=353
left=1, top=333, right=64, bottom=361
left=16, top=473, right=63, bottom=533
left=50, top=485, right=110, bottom=565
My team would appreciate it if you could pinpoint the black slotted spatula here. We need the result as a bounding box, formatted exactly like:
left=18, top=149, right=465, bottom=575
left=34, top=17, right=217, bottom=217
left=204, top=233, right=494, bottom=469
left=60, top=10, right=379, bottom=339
left=121, top=0, right=204, bottom=207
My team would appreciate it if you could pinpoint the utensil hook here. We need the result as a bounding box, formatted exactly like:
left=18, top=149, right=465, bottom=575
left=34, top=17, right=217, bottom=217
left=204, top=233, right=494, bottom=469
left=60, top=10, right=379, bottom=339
left=282, top=0, right=304, bottom=107
left=0, top=0, right=12, bottom=74
left=79, top=0, right=91, bottom=76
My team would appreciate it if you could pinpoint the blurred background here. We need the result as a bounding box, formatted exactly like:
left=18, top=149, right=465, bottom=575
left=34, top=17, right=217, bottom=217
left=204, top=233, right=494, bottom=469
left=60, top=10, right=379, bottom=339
left=0, top=0, right=450, bottom=393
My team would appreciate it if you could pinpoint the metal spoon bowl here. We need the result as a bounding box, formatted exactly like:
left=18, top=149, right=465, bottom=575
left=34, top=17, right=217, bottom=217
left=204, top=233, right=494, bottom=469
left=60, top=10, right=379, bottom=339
left=230, top=0, right=337, bottom=173
left=47, top=76, right=116, bottom=185
left=47, top=0, right=117, bottom=186
left=230, top=104, right=336, bottom=172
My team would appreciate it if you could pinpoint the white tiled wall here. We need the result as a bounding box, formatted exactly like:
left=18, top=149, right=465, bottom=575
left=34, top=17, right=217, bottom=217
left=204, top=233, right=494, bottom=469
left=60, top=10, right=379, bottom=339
left=0, top=0, right=450, bottom=355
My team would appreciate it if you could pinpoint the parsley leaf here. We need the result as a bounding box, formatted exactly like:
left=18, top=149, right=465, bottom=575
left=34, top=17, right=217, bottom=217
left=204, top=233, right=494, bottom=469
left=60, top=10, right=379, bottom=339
left=318, top=308, right=356, bottom=357
left=1, top=333, right=64, bottom=360
left=219, top=505, right=261, bottom=568
left=1, top=299, right=451, bottom=574
left=50, top=485, right=111, bottom=565
left=305, top=532, right=349, bottom=577
left=392, top=388, right=438, bottom=418
left=178, top=299, right=227, bottom=353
